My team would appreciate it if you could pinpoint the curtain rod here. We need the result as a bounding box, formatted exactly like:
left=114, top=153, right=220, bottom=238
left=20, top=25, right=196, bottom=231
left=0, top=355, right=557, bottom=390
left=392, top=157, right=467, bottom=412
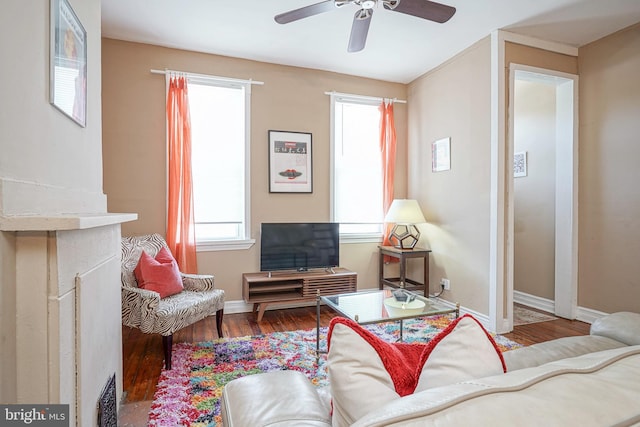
left=150, top=69, right=264, bottom=86
left=324, top=90, right=407, bottom=104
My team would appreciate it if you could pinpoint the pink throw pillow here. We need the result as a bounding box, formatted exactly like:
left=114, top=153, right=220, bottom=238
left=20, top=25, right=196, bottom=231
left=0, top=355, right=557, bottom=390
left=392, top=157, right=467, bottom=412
left=134, top=247, right=183, bottom=298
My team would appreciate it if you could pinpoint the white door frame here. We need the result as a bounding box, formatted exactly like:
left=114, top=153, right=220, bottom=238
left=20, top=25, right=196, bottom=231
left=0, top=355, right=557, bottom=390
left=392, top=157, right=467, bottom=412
left=508, top=64, right=579, bottom=320
left=489, top=30, right=579, bottom=333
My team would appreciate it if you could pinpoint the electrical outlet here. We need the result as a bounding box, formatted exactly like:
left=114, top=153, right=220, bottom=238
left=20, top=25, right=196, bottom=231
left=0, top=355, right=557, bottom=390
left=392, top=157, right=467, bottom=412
left=441, top=278, right=450, bottom=290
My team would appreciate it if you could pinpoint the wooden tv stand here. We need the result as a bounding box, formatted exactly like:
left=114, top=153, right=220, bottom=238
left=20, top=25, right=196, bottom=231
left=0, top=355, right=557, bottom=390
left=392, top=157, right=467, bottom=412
left=242, top=268, right=357, bottom=322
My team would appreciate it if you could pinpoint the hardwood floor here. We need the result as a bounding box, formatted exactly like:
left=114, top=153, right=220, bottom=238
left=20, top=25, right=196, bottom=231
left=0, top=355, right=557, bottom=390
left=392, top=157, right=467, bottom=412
left=118, top=305, right=590, bottom=425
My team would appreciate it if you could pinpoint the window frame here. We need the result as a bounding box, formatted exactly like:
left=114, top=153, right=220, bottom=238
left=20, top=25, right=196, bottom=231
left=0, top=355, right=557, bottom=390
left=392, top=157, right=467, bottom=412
left=329, top=93, right=385, bottom=244
left=168, top=73, right=256, bottom=252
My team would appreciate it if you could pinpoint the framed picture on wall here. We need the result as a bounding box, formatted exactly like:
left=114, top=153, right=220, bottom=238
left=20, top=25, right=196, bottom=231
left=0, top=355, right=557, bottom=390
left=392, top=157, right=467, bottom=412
left=268, top=130, right=313, bottom=193
left=432, top=137, right=451, bottom=172
left=50, top=0, right=87, bottom=127
left=514, top=151, right=528, bottom=177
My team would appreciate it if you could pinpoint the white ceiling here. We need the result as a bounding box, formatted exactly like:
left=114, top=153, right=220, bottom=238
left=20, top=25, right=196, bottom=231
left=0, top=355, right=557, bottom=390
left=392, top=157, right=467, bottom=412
left=101, top=0, right=640, bottom=83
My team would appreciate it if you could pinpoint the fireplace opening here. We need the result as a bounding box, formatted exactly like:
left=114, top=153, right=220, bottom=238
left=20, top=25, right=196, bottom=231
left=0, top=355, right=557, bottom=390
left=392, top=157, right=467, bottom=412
left=98, top=374, right=117, bottom=427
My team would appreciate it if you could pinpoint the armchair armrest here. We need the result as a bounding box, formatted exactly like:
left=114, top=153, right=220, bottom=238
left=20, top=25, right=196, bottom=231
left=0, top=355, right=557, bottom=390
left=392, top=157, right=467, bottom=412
left=181, top=273, right=215, bottom=291
left=121, top=285, right=161, bottom=332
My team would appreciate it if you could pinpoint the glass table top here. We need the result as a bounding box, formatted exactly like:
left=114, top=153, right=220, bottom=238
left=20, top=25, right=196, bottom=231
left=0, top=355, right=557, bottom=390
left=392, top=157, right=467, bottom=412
left=321, top=289, right=457, bottom=325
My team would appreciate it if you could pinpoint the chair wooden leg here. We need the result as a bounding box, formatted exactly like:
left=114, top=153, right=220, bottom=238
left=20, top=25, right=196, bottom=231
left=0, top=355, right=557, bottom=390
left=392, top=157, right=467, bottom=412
left=216, top=308, right=224, bottom=338
left=162, top=334, right=173, bottom=370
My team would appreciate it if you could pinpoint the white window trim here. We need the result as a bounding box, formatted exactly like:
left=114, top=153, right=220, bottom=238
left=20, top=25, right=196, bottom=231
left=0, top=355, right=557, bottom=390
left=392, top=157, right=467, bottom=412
left=197, top=238, right=256, bottom=252
left=341, top=233, right=383, bottom=244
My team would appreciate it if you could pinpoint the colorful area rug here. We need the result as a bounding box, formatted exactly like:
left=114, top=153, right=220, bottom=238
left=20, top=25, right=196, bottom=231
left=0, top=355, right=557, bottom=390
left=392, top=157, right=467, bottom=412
left=148, top=314, right=522, bottom=427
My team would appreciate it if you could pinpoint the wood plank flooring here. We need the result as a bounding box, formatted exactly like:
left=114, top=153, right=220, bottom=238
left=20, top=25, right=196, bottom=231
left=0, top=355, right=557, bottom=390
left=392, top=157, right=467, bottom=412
left=119, top=305, right=591, bottom=425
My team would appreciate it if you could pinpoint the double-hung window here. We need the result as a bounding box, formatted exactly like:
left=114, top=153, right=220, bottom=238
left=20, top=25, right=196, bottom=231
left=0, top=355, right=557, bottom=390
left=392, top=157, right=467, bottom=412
left=187, top=76, right=253, bottom=250
left=331, top=95, right=384, bottom=241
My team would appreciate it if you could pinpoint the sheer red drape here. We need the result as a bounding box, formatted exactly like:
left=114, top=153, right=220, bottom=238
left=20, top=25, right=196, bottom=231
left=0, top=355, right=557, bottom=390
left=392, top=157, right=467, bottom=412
left=380, top=100, right=397, bottom=252
left=166, top=76, right=198, bottom=273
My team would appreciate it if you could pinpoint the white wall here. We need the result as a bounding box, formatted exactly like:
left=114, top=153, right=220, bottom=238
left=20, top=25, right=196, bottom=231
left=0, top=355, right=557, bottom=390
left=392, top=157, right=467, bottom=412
left=0, top=0, right=126, bottom=423
left=0, top=0, right=106, bottom=213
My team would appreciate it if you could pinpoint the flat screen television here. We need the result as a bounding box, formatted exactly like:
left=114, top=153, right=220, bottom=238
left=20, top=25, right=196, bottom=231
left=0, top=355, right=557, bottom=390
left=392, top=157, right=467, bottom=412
left=260, top=222, right=340, bottom=272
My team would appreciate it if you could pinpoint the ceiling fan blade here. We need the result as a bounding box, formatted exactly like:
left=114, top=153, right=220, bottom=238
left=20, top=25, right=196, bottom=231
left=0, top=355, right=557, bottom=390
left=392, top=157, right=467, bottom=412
left=348, top=9, right=373, bottom=52
left=384, top=0, right=456, bottom=23
left=275, top=0, right=338, bottom=24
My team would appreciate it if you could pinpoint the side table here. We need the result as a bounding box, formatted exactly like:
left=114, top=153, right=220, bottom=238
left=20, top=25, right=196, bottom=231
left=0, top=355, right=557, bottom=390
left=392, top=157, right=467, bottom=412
left=379, top=246, right=431, bottom=296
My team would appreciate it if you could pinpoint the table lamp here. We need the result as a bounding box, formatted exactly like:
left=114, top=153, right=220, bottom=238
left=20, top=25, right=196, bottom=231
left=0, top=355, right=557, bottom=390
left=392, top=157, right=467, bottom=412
left=384, top=199, right=426, bottom=249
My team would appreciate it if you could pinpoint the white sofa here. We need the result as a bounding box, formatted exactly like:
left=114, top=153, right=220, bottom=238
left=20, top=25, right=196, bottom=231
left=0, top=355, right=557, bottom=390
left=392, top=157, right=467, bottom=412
left=221, top=312, right=640, bottom=427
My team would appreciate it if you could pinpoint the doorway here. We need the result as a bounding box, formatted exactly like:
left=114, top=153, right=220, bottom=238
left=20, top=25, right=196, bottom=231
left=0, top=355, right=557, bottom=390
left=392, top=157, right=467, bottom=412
left=508, top=64, right=578, bottom=320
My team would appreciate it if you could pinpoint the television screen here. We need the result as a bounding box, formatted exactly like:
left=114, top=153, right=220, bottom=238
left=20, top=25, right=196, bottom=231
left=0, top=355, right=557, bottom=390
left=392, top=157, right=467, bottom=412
left=260, top=223, right=340, bottom=272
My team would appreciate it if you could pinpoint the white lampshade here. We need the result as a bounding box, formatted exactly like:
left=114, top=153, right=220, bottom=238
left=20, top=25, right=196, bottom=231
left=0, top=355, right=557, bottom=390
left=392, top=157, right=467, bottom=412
left=384, top=199, right=426, bottom=224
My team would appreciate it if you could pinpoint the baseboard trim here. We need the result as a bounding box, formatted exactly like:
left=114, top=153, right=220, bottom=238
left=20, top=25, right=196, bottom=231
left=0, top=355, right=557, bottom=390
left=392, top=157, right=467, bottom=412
left=223, top=292, right=612, bottom=327
left=429, top=298, right=490, bottom=330
left=223, top=299, right=317, bottom=315
left=513, top=291, right=610, bottom=324
left=223, top=290, right=479, bottom=324
left=575, top=306, right=610, bottom=324
left=513, top=291, right=555, bottom=314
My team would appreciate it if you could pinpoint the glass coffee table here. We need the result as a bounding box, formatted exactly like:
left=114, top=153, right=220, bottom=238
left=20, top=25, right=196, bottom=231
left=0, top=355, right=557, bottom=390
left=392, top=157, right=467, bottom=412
left=316, top=289, right=459, bottom=357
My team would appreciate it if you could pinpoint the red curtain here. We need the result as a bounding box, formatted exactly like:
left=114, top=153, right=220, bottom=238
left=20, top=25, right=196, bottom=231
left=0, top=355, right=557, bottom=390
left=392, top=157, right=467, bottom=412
left=166, top=76, right=198, bottom=273
left=380, top=100, right=397, bottom=250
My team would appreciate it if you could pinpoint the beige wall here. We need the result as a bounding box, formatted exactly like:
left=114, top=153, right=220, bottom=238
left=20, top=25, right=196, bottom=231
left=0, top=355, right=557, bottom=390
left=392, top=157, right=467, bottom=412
left=407, top=37, right=492, bottom=314
left=102, top=39, right=408, bottom=301
left=513, top=80, right=556, bottom=300
left=578, top=23, right=640, bottom=313
left=505, top=42, right=578, bottom=75
left=102, top=22, right=640, bottom=318
left=407, top=25, right=640, bottom=318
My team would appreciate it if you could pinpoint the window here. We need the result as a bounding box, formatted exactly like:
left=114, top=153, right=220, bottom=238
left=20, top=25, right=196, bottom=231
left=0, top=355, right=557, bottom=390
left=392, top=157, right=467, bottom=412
left=187, top=77, right=253, bottom=250
left=331, top=96, right=384, bottom=240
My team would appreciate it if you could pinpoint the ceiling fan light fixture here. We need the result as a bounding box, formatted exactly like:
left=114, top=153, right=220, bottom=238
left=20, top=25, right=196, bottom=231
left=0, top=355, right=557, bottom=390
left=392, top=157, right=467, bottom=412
left=360, top=0, right=377, bottom=9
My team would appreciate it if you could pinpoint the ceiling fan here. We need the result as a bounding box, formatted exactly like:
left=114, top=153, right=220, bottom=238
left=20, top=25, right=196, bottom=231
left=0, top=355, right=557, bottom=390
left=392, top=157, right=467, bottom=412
left=274, top=0, right=456, bottom=53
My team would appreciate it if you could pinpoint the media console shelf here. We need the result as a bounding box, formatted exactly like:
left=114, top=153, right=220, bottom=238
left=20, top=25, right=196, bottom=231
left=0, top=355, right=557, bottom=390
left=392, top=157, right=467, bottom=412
left=243, top=268, right=357, bottom=322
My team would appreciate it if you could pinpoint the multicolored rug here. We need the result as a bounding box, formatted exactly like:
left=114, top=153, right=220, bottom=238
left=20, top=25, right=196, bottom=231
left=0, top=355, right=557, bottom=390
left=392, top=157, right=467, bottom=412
left=148, top=314, right=522, bottom=427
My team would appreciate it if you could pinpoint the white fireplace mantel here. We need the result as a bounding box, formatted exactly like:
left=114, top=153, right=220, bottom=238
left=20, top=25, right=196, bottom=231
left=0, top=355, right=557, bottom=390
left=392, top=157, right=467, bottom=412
left=0, top=212, right=137, bottom=231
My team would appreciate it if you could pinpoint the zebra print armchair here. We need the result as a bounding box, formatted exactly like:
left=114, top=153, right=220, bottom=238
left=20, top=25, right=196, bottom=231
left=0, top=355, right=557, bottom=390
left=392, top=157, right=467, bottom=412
left=121, top=233, right=225, bottom=369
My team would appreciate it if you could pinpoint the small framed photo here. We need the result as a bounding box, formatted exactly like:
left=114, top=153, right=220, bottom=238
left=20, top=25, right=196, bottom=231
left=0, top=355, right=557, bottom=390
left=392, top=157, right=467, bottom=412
left=514, top=151, right=528, bottom=178
left=268, top=130, right=313, bottom=193
left=50, top=0, right=87, bottom=127
left=432, top=137, right=451, bottom=172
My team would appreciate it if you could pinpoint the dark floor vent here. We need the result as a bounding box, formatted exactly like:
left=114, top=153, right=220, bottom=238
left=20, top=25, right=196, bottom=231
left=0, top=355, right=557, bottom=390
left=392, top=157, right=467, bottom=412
left=98, top=374, right=117, bottom=427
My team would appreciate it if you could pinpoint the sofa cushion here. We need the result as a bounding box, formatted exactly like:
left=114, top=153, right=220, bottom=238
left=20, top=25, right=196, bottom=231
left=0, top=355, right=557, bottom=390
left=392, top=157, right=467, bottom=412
left=502, top=335, right=626, bottom=371
left=327, top=314, right=506, bottom=426
left=591, top=311, right=640, bottom=346
left=351, top=346, right=640, bottom=427
left=134, top=247, right=184, bottom=298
